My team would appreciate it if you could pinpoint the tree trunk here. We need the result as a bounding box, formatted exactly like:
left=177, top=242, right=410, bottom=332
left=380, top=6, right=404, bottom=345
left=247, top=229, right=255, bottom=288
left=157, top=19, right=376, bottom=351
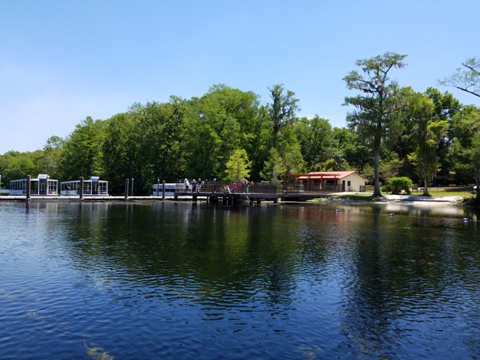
left=476, top=163, right=480, bottom=202
left=373, top=129, right=382, bottom=197
left=423, top=169, right=429, bottom=196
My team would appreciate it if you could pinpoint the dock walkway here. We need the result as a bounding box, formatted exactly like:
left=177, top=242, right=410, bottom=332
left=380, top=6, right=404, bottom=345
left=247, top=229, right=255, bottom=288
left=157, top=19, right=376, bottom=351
left=0, top=191, right=336, bottom=204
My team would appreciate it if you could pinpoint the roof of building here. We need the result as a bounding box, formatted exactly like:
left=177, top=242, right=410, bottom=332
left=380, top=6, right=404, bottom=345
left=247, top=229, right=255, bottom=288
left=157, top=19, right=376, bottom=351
left=298, top=171, right=359, bottom=180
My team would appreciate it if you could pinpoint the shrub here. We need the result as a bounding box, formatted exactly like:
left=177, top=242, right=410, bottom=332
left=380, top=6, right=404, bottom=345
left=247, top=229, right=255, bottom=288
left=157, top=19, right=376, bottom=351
left=388, top=177, right=413, bottom=195
left=381, top=185, right=392, bottom=193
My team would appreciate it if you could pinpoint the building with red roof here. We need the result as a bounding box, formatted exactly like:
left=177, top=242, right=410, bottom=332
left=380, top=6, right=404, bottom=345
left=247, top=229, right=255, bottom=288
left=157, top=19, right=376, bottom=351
left=284, top=171, right=366, bottom=192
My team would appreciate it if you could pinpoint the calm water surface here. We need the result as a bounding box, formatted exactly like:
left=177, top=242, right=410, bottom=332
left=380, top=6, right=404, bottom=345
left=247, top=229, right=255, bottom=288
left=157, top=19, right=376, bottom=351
left=1, top=200, right=480, bottom=359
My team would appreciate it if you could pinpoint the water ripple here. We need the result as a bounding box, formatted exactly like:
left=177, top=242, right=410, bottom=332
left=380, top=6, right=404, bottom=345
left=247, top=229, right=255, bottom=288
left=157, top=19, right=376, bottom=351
left=1, top=202, right=480, bottom=359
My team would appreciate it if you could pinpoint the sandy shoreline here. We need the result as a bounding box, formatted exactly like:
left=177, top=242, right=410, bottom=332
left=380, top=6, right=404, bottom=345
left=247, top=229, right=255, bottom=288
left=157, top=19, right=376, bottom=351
left=326, top=193, right=465, bottom=207
left=381, top=194, right=463, bottom=204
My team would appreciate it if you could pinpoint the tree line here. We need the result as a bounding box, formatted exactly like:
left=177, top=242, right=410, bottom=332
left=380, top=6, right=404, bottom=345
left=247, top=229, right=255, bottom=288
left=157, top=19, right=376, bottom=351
left=1, top=53, right=479, bottom=198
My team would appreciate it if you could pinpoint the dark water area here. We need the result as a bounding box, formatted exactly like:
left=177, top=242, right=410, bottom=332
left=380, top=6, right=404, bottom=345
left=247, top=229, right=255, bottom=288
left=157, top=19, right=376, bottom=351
left=1, top=201, right=480, bottom=359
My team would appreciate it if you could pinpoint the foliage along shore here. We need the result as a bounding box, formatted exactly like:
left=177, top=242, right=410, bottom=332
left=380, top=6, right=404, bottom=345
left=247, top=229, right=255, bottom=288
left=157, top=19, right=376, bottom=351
left=1, top=53, right=479, bottom=203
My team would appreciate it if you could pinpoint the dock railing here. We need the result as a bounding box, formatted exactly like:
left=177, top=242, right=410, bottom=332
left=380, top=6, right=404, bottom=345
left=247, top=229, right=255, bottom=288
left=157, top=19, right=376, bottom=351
left=176, top=181, right=279, bottom=195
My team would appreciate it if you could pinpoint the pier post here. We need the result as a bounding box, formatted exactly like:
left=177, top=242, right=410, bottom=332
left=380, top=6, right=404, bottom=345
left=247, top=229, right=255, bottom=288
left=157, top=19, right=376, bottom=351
left=125, top=178, right=129, bottom=200
left=26, top=175, right=31, bottom=200
left=162, top=180, right=165, bottom=200
left=79, top=177, right=84, bottom=200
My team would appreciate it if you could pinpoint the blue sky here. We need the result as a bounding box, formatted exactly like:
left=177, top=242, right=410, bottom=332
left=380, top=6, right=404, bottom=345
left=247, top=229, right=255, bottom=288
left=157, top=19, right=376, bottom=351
left=1, top=0, right=479, bottom=154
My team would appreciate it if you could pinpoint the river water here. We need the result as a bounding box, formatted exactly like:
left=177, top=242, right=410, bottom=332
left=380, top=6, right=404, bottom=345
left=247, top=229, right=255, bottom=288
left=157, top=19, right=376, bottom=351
left=1, top=200, right=479, bottom=359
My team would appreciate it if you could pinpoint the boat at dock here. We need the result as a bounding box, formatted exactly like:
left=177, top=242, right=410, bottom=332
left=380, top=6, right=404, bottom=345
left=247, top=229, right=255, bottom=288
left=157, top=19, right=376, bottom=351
left=60, top=177, right=109, bottom=196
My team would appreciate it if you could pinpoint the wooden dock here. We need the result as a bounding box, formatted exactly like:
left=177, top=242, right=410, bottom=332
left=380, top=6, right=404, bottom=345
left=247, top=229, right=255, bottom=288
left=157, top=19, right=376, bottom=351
left=0, top=191, right=335, bottom=204
left=175, top=191, right=279, bottom=205
left=0, top=179, right=352, bottom=205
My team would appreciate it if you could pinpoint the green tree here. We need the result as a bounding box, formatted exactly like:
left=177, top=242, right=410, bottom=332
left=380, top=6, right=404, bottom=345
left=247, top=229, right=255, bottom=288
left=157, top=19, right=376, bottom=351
left=249, top=106, right=272, bottom=180
left=224, top=148, right=251, bottom=183
left=276, top=127, right=305, bottom=174
left=451, top=105, right=480, bottom=201
left=102, top=100, right=187, bottom=194
left=388, top=176, right=413, bottom=195
left=424, top=88, right=461, bottom=185
left=388, top=87, right=420, bottom=182
left=333, top=127, right=371, bottom=173
left=0, top=151, right=36, bottom=183
left=0, top=155, right=7, bottom=187
left=260, top=147, right=286, bottom=183
left=0, top=148, right=63, bottom=186
left=294, top=116, right=337, bottom=171
left=406, top=92, right=449, bottom=195
left=322, top=155, right=348, bottom=171
left=267, top=84, right=300, bottom=149
left=204, top=84, right=262, bottom=156
left=102, top=112, right=136, bottom=193
left=211, top=85, right=269, bottom=181
left=344, top=52, right=407, bottom=196
left=379, top=153, right=402, bottom=184
left=137, top=100, right=186, bottom=190
left=440, top=57, right=480, bottom=98
left=38, top=136, right=64, bottom=180
left=182, top=96, right=224, bottom=179
left=390, top=87, right=460, bottom=184
left=182, top=85, right=264, bottom=181
left=61, top=117, right=106, bottom=180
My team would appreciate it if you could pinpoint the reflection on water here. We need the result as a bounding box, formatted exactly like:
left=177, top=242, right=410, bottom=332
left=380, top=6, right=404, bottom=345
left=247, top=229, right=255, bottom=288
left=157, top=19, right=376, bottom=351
left=1, top=201, right=480, bottom=359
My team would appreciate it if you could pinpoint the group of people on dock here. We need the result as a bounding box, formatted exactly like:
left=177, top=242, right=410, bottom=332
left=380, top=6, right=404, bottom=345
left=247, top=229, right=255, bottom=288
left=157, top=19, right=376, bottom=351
left=223, top=179, right=254, bottom=194
left=184, top=178, right=204, bottom=193
left=182, top=177, right=255, bottom=194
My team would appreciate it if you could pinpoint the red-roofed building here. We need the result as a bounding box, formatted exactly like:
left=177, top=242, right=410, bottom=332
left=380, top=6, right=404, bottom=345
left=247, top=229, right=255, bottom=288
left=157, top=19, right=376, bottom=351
left=284, top=171, right=366, bottom=192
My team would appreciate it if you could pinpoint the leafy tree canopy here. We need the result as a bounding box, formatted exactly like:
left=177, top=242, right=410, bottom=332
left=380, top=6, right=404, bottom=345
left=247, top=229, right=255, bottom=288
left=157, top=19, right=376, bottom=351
left=440, top=57, right=480, bottom=98
left=344, top=52, right=408, bottom=196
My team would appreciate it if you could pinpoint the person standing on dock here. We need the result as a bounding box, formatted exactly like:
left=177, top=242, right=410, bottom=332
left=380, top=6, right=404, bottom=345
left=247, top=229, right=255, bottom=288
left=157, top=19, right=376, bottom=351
left=244, top=179, right=249, bottom=193
left=184, top=178, right=190, bottom=192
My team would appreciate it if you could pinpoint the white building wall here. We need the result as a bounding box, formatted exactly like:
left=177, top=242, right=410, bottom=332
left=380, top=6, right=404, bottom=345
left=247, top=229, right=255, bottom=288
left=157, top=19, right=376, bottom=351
left=342, top=174, right=366, bottom=191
